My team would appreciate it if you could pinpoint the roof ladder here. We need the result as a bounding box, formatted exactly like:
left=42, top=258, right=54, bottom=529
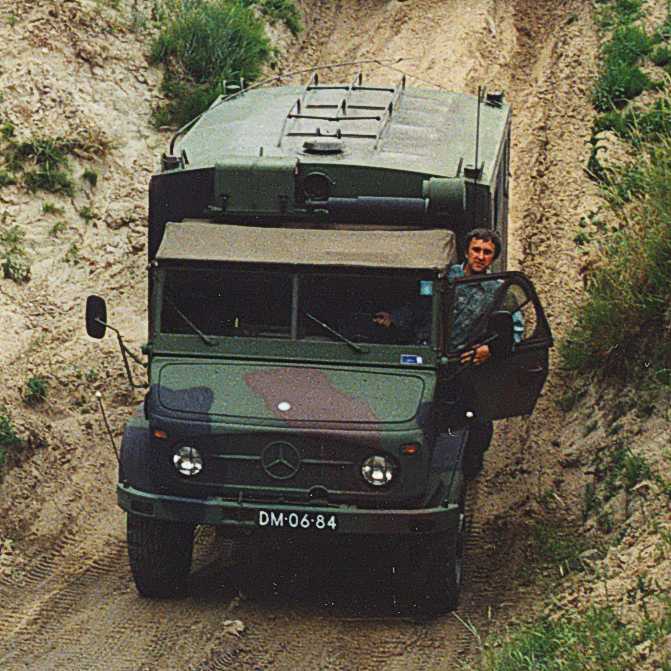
left=277, top=72, right=407, bottom=147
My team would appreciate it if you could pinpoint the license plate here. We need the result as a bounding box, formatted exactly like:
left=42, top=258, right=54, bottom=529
left=257, top=510, right=338, bottom=531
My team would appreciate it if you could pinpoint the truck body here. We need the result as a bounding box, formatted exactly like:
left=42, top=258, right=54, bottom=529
left=87, top=75, right=552, bottom=614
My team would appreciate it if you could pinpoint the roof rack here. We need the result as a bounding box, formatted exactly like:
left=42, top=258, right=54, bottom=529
left=277, top=72, right=407, bottom=148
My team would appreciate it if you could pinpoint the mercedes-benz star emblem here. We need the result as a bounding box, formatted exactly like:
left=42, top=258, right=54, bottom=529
left=261, top=441, right=301, bottom=480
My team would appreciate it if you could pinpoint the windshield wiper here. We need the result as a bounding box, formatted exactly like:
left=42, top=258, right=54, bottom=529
left=304, top=312, right=367, bottom=353
left=165, top=294, right=217, bottom=347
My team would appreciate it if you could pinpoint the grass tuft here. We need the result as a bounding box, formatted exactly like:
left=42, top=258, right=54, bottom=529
left=24, top=377, right=48, bottom=406
left=79, top=206, right=96, bottom=223
left=0, top=411, right=21, bottom=467
left=150, top=0, right=273, bottom=127
left=652, top=44, right=671, bottom=67
left=42, top=202, right=65, bottom=216
left=82, top=168, right=98, bottom=187
left=0, top=170, right=16, bottom=187
left=243, top=0, right=302, bottom=35
left=0, top=126, right=110, bottom=197
left=0, top=224, right=31, bottom=283
left=64, top=242, right=80, bottom=265
left=592, top=9, right=654, bottom=111
left=1, top=121, right=15, bottom=139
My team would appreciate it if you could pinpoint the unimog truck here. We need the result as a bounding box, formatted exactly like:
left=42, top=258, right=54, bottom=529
left=86, top=74, right=552, bottom=614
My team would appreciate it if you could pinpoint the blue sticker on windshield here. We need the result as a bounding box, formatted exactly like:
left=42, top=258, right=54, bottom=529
left=401, top=354, right=423, bottom=365
left=419, top=280, right=433, bottom=296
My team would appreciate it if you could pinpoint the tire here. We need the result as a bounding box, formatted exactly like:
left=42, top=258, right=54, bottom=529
left=393, top=487, right=466, bottom=616
left=462, top=420, right=493, bottom=480
left=230, top=536, right=283, bottom=600
left=126, top=513, right=194, bottom=598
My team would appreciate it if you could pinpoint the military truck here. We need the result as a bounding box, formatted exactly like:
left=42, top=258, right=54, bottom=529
left=86, top=74, right=552, bottom=614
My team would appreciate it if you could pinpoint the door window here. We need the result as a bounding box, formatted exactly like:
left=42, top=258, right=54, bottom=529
left=446, top=273, right=551, bottom=354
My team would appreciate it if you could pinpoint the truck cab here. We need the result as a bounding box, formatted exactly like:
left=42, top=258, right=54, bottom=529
left=86, top=75, right=552, bottom=614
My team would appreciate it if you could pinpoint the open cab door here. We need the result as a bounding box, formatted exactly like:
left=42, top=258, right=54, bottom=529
left=442, top=271, right=553, bottom=423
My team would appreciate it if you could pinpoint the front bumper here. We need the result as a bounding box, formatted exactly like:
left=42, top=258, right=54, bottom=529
left=118, top=483, right=459, bottom=536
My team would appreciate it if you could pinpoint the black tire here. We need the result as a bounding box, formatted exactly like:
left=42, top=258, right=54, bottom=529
left=127, top=513, right=195, bottom=598
left=462, top=420, right=493, bottom=480
left=393, top=488, right=466, bottom=616
left=230, top=536, right=282, bottom=600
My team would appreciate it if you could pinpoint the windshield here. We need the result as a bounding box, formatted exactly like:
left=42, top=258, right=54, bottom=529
left=159, top=268, right=435, bottom=346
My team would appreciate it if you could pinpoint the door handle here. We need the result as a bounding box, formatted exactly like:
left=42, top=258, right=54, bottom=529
left=524, top=366, right=545, bottom=374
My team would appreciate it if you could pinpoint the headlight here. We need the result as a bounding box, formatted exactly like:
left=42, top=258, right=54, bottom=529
left=173, top=445, right=203, bottom=476
left=361, top=455, right=395, bottom=487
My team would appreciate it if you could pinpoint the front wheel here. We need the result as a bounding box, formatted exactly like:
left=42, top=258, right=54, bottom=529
left=126, top=514, right=194, bottom=598
left=393, top=501, right=465, bottom=616
left=462, top=421, right=493, bottom=480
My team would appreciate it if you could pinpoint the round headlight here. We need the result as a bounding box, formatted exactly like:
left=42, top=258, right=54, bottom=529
left=361, top=455, right=395, bottom=487
left=173, top=446, right=203, bottom=477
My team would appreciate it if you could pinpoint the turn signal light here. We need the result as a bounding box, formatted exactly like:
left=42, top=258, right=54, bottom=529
left=401, top=443, right=419, bottom=456
left=153, top=429, right=168, bottom=440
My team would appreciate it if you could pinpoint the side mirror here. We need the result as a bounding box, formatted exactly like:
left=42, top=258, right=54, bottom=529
left=487, top=310, right=514, bottom=359
left=86, top=295, right=108, bottom=339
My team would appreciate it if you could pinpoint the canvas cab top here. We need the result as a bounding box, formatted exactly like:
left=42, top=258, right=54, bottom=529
left=156, top=221, right=457, bottom=271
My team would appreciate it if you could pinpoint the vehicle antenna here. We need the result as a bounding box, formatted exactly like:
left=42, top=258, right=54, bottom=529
left=472, top=85, right=485, bottom=229
left=475, top=85, right=483, bottom=173
left=95, top=391, right=120, bottom=464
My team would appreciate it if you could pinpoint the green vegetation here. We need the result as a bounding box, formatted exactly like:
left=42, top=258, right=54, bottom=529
left=598, top=440, right=653, bottom=499
left=64, top=242, right=80, bottom=265
left=0, top=121, right=14, bottom=139
left=474, top=604, right=671, bottom=671
left=594, top=98, right=671, bottom=146
left=595, top=0, right=645, bottom=30
left=79, top=206, right=96, bottom=223
left=82, top=168, right=98, bottom=187
left=562, top=0, right=671, bottom=384
left=150, top=0, right=301, bottom=127
left=0, top=224, right=31, bottom=283
left=49, top=220, right=67, bottom=237
left=84, top=367, right=99, bottom=383
left=24, top=376, right=48, bottom=406
left=0, top=170, right=16, bottom=187
left=0, top=411, right=20, bottom=467
left=6, top=137, right=78, bottom=196
left=243, top=0, right=302, bottom=35
left=593, top=23, right=654, bottom=111
left=561, top=137, right=671, bottom=379
left=0, top=125, right=110, bottom=197
left=555, top=384, right=588, bottom=412
left=652, top=44, right=671, bottom=66
left=42, top=202, right=64, bottom=216
left=530, top=524, right=590, bottom=575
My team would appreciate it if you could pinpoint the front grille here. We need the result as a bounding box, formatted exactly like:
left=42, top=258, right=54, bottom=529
left=210, top=435, right=366, bottom=492
left=166, top=433, right=391, bottom=502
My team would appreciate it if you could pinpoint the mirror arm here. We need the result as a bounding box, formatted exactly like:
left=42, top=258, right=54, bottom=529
left=117, top=333, right=148, bottom=390
left=95, top=318, right=148, bottom=390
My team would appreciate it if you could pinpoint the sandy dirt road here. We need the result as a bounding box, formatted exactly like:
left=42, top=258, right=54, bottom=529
left=0, top=1, right=599, bottom=668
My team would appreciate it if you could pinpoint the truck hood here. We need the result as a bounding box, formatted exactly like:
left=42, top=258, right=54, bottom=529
left=150, top=361, right=429, bottom=426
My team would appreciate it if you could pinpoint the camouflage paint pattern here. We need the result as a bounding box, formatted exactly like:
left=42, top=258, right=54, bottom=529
left=117, top=346, right=467, bottom=535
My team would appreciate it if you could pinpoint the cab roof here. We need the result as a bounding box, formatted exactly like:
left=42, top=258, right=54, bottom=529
left=156, top=221, right=457, bottom=271
left=174, top=75, right=510, bottom=185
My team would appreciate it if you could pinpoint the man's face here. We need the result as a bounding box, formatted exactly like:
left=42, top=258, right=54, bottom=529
left=465, top=238, right=496, bottom=275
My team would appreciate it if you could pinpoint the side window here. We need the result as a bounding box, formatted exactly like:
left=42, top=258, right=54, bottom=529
left=446, top=274, right=551, bottom=352
left=497, top=281, right=541, bottom=344
left=447, top=278, right=502, bottom=352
